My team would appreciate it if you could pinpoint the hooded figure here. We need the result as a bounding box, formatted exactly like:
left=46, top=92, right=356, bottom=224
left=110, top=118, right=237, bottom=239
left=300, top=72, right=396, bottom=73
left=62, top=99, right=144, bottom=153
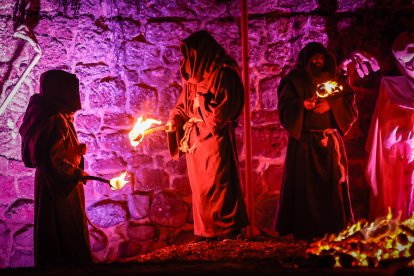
left=365, top=32, right=414, bottom=220
left=275, top=42, right=357, bottom=240
left=19, top=69, right=92, bottom=266
left=166, top=30, right=248, bottom=239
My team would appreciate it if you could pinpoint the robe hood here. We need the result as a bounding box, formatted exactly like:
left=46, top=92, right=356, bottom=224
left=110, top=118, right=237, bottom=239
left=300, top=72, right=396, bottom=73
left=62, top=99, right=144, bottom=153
left=180, top=30, right=240, bottom=87
left=19, top=70, right=81, bottom=168
left=296, top=42, right=337, bottom=83
left=40, top=69, right=81, bottom=114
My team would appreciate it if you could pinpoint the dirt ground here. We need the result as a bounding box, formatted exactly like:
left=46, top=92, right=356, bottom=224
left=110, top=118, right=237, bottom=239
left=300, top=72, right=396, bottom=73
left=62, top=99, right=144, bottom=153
left=1, top=236, right=413, bottom=275
left=131, top=236, right=308, bottom=267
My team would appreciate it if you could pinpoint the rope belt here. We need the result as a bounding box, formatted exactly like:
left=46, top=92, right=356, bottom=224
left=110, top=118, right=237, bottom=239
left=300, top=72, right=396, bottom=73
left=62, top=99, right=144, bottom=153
left=305, top=128, right=347, bottom=184
left=179, top=117, right=203, bottom=155
left=320, top=128, right=346, bottom=184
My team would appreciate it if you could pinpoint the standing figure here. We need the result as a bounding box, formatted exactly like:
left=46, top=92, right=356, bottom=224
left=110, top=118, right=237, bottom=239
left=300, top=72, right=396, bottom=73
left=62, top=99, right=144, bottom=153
left=276, top=42, right=357, bottom=240
left=365, top=31, right=414, bottom=220
left=165, top=30, right=248, bottom=239
left=19, top=70, right=92, bottom=266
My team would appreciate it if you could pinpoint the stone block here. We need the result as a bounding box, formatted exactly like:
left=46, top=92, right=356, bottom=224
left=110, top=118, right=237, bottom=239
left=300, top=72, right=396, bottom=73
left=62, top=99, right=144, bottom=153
left=171, top=176, right=191, bottom=196
left=106, top=113, right=135, bottom=133
left=13, top=225, right=33, bottom=248
left=165, top=157, right=187, bottom=175
left=89, top=77, right=127, bottom=109
left=0, top=175, right=17, bottom=199
left=127, top=223, right=157, bottom=242
left=118, top=240, right=141, bottom=259
left=4, top=199, right=34, bottom=224
left=254, top=192, right=279, bottom=237
left=134, top=168, right=169, bottom=192
left=258, top=75, right=280, bottom=109
left=16, top=176, right=34, bottom=199
left=9, top=248, right=33, bottom=268
left=149, top=191, right=188, bottom=227
left=87, top=199, right=129, bottom=228
left=129, top=83, right=158, bottom=114
left=89, top=227, right=108, bottom=252
left=128, top=193, right=150, bottom=220
left=252, top=125, right=288, bottom=158
left=75, top=113, right=101, bottom=133
left=89, top=153, right=127, bottom=175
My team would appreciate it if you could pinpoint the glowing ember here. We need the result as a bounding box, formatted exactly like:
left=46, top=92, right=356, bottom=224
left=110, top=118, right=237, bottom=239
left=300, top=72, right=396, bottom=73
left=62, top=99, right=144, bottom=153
left=316, top=81, right=343, bottom=98
left=109, top=172, right=129, bottom=190
left=129, top=116, right=162, bottom=147
left=306, top=208, right=414, bottom=267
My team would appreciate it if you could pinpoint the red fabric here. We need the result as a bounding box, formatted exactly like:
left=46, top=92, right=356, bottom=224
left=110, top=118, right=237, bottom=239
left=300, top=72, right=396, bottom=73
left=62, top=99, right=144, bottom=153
left=366, top=76, right=414, bottom=220
left=168, top=31, right=248, bottom=237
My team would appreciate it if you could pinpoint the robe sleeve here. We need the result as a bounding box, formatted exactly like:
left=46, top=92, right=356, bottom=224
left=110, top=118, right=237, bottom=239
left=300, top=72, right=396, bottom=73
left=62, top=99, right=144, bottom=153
left=45, top=114, right=84, bottom=198
left=198, top=67, right=244, bottom=135
left=277, top=78, right=305, bottom=141
left=168, top=88, right=187, bottom=160
left=327, top=83, right=358, bottom=136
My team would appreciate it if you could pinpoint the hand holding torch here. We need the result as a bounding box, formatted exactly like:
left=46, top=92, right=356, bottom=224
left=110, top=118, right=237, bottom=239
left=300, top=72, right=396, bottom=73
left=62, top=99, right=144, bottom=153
left=83, top=172, right=130, bottom=190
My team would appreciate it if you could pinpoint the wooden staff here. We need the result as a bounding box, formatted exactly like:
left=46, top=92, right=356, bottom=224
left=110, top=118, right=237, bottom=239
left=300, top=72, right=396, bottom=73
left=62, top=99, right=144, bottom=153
left=241, top=0, right=255, bottom=238
left=133, top=125, right=166, bottom=141
left=84, top=175, right=110, bottom=184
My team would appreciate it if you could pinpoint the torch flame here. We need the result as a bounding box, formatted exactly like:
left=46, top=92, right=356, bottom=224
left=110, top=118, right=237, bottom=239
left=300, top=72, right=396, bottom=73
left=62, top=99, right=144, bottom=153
left=109, top=172, right=129, bottom=190
left=129, top=116, right=162, bottom=147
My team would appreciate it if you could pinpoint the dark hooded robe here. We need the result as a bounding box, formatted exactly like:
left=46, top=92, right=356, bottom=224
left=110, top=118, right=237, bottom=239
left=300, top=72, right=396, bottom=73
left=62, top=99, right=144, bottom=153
left=19, top=70, right=92, bottom=266
left=275, top=42, right=357, bottom=240
left=168, top=30, right=248, bottom=238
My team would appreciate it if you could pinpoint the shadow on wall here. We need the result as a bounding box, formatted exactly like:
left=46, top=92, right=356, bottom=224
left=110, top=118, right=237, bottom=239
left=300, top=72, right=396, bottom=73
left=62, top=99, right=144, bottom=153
left=318, top=0, right=414, bottom=219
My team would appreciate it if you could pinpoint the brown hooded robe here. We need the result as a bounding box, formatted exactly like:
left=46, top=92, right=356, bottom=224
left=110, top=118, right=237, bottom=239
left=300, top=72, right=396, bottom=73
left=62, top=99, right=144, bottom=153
left=19, top=70, right=92, bottom=266
left=276, top=42, right=357, bottom=240
left=168, top=30, right=248, bottom=237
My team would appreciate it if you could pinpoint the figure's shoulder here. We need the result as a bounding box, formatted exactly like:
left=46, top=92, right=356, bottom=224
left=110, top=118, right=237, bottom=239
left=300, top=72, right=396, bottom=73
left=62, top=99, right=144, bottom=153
left=283, top=69, right=305, bottom=82
left=220, top=65, right=240, bottom=78
left=218, top=65, right=242, bottom=86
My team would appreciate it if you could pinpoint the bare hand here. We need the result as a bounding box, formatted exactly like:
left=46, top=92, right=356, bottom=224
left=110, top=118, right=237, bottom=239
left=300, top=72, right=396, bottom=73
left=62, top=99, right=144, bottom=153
left=304, top=96, right=317, bottom=110
left=314, top=100, right=330, bottom=114
left=78, top=170, right=89, bottom=184
left=165, top=120, right=176, bottom=133
left=340, top=50, right=380, bottom=78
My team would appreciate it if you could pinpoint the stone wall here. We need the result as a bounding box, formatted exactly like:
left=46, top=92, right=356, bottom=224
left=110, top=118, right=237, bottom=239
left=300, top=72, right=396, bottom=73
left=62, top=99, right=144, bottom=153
left=0, top=0, right=413, bottom=268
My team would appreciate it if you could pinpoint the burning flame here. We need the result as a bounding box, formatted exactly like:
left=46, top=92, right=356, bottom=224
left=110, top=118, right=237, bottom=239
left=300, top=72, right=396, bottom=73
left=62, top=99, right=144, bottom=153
left=109, top=172, right=129, bottom=190
left=306, top=208, right=414, bottom=267
left=129, top=116, right=162, bottom=147
left=316, top=81, right=343, bottom=98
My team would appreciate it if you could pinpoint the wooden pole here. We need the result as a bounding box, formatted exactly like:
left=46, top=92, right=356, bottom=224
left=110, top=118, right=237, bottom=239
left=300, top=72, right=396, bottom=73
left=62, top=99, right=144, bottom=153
left=240, top=0, right=254, bottom=238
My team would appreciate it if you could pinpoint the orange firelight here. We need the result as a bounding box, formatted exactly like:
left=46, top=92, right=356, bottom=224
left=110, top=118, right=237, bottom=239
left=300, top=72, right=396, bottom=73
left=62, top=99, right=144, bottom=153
left=306, top=208, right=414, bottom=267
left=109, top=172, right=129, bottom=190
left=316, top=81, right=343, bottom=98
left=129, top=116, right=162, bottom=147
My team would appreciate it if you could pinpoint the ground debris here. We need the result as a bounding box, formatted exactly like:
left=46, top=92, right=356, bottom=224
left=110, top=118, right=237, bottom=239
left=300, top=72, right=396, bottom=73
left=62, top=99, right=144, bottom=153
left=126, top=236, right=308, bottom=268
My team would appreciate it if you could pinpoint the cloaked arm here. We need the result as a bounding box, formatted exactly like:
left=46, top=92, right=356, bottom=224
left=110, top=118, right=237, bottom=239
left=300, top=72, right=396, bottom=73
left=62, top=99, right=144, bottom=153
left=277, top=79, right=305, bottom=140
left=198, top=67, right=244, bottom=135
left=167, top=88, right=187, bottom=160
left=46, top=114, right=86, bottom=198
